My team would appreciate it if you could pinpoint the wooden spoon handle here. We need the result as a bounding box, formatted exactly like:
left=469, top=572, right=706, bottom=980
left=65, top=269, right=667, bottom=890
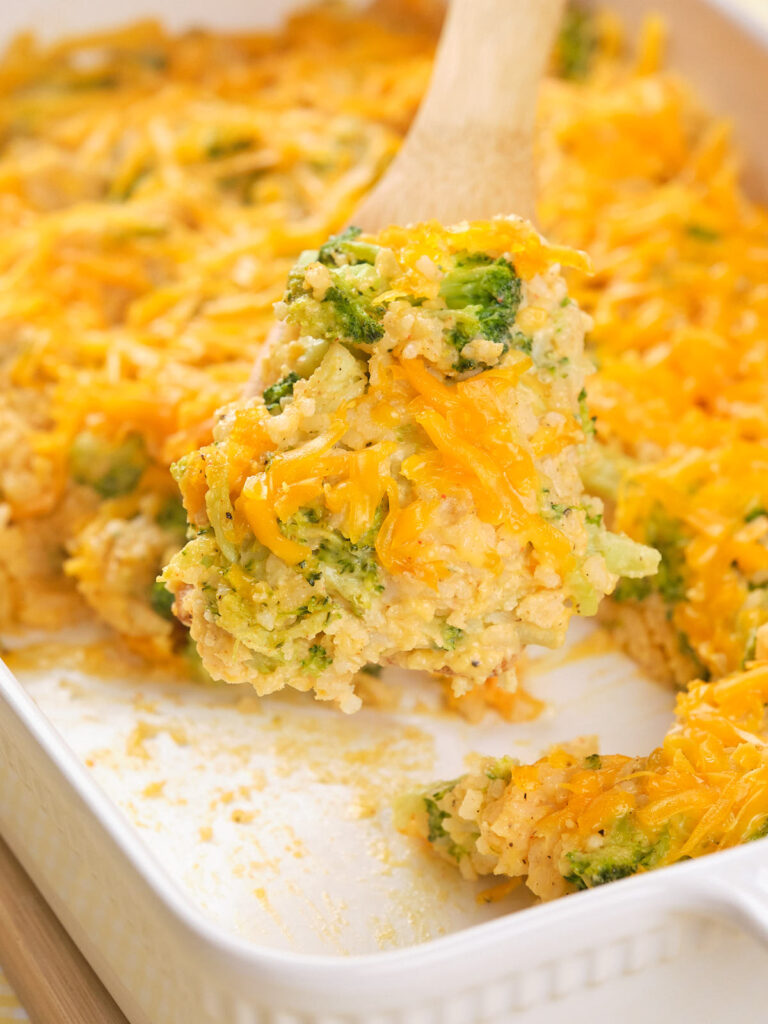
left=356, top=0, right=565, bottom=230
left=0, top=836, right=128, bottom=1024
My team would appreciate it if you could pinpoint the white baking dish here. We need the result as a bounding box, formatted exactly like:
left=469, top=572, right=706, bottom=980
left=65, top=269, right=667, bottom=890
left=3, top=2, right=768, bottom=1022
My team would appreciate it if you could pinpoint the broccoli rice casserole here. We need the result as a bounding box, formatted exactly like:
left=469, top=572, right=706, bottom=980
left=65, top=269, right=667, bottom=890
left=2, top=3, right=768, bottom=903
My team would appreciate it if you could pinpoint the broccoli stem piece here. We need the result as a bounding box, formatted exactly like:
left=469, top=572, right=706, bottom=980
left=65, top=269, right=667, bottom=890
left=150, top=580, right=175, bottom=620
left=263, top=372, right=300, bottom=415
left=317, top=226, right=380, bottom=267
left=70, top=431, right=149, bottom=498
left=554, top=6, right=598, bottom=81
left=563, top=816, right=669, bottom=889
left=301, top=643, right=332, bottom=675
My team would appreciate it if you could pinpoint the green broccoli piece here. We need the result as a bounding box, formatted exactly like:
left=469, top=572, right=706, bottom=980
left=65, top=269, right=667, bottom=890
left=745, top=505, right=768, bottom=523
left=316, top=530, right=382, bottom=590
left=323, top=284, right=385, bottom=345
left=549, top=502, right=572, bottom=519
left=563, top=816, right=669, bottom=889
left=613, top=507, right=688, bottom=605
left=263, top=372, right=300, bottom=415
left=419, top=781, right=474, bottom=862
left=685, top=223, right=721, bottom=243
left=584, top=753, right=602, bottom=770
left=748, top=818, right=768, bottom=842
left=150, top=580, right=175, bottom=620
left=285, top=270, right=385, bottom=348
left=440, top=251, right=522, bottom=345
left=678, top=630, right=711, bottom=682
left=440, top=623, right=465, bottom=650
left=70, top=431, right=149, bottom=498
left=424, top=795, right=451, bottom=844
left=641, top=512, right=688, bottom=604
left=284, top=228, right=386, bottom=348
left=279, top=508, right=384, bottom=615
left=485, top=756, right=516, bottom=782
left=554, top=6, right=598, bottom=81
left=156, top=495, right=188, bottom=534
left=301, top=643, right=332, bottom=675
left=204, top=132, right=252, bottom=160
left=578, top=387, right=596, bottom=437
left=611, top=576, right=652, bottom=604
left=317, top=226, right=380, bottom=267
left=423, top=783, right=456, bottom=841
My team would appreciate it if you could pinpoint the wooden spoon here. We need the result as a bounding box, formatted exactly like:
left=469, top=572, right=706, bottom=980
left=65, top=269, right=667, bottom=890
left=355, top=0, right=566, bottom=230
left=247, top=0, right=564, bottom=395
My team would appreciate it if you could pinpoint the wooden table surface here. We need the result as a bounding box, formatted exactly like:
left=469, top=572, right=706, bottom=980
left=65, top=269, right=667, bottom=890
left=0, top=838, right=127, bottom=1024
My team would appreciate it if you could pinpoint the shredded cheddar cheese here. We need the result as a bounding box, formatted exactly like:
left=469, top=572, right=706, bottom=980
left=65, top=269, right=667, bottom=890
left=0, top=7, right=434, bottom=645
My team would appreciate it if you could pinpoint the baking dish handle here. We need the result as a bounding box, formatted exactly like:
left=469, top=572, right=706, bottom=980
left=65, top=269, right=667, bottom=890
left=676, top=858, right=768, bottom=947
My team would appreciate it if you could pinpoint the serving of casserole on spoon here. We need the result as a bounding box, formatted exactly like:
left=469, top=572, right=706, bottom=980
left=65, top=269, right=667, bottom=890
left=161, top=0, right=658, bottom=711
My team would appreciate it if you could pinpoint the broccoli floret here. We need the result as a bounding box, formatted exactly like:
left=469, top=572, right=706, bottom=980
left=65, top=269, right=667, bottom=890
left=748, top=818, right=768, bottom=842
left=578, top=387, right=596, bottom=437
left=642, top=513, right=688, bottom=604
left=613, top=507, right=688, bottom=605
left=584, top=753, right=602, bottom=770
left=563, top=816, right=668, bottom=889
left=70, top=431, right=149, bottom=498
left=156, top=495, right=188, bottom=534
left=323, top=284, right=385, bottom=345
left=423, top=783, right=456, bottom=842
left=150, top=580, right=175, bottom=620
left=283, top=250, right=317, bottom=303
left=204, top=132, right=253, bottom=160
left=424, top=795, right=451, bottom=843
left=301, top=643, right=332, bottom=675
left=685, top=223, right=721, bottom=243
left=440, top=623, right=465, bottom=650
left=611, top=575, right=652, bottom=603
left=317, top=226, right=380, bottom=268
left=445, top=321, right=481, bottom=371
left=316, top=530, right=382, bottom=590
left=280, top=508, right=384, bottom=615
left=419, top=781, right=473, bottom=862
left=485, top=756, right=516, bottom=782
left=284, top=230, right=386, bottom=348
left=440, top=251, right=523, bottom=345
left=554, top=6, right=598, bottom=81
left=678, top=630, right=711, bottom=682
left=285, top=271, right=385, bottom=348
left=745, top=505, right=768, bottom=523
left=263, top=372, right=300, bottom=414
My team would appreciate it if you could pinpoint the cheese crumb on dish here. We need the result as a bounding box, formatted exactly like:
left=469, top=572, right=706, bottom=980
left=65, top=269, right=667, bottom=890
left=162, top=217, right=657, bottom=711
